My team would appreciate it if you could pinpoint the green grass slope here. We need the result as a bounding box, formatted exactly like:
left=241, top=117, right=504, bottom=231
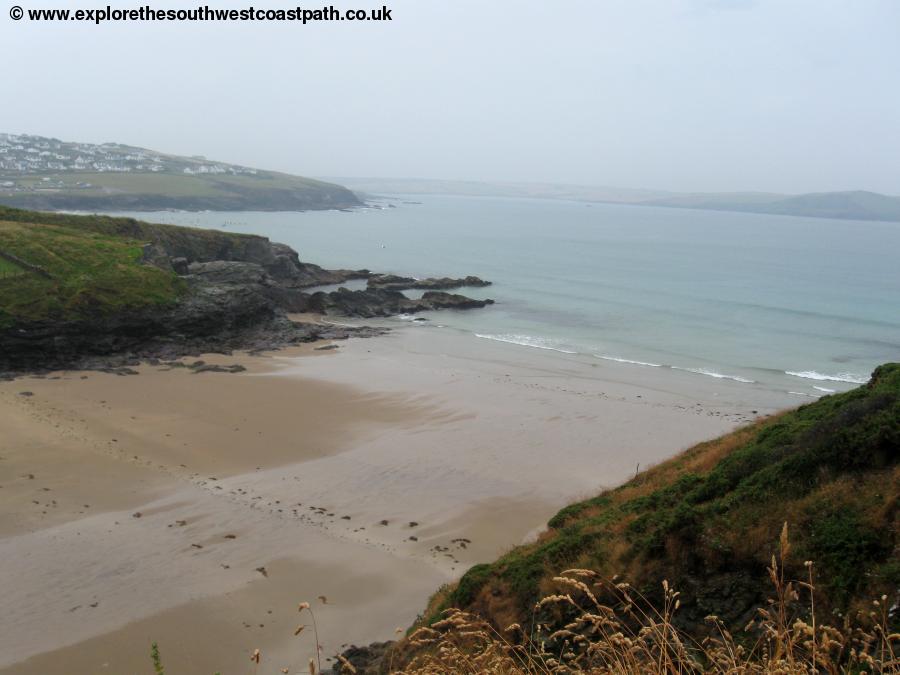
left=429, top=364, right=900, bottom=633
left=0, top=208, right=185, bottom=328
left=0, top=205, right=275, bottom=263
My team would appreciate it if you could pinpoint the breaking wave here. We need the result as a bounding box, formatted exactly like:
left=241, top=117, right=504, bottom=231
left=474, top=333, right=577, bottom=354
left=785, top=371, right=867, bottom=384
left=672, top=367, right=755, bottom=383
left=595, top=355, right=662, bottom=367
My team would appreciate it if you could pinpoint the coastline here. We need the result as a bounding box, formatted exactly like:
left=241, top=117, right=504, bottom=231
left=121, top=198, right=895, bottom=400
left=0, top=326, right=802, bottom=674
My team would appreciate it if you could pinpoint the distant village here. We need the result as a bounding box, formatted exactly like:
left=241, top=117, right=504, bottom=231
left=0, top=133, right=258, bottom=191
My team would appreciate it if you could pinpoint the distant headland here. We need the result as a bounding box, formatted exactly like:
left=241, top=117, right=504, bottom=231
left=0, top=133, right=361, bottom=212
left=334, top=177, right=900, bottom=223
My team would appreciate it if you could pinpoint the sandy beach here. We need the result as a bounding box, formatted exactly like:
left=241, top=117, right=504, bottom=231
left=0, top=325, right=800, bottom=674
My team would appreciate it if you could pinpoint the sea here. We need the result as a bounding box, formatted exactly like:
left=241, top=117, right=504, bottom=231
left=113, top=194, right=900, bottom=399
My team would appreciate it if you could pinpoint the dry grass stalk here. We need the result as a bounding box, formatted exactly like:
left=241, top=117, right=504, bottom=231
left=394, top=526, right=899, bottom=674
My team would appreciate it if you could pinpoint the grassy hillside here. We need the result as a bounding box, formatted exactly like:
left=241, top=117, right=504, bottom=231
left=0, top=134, right=361, bottom=211
left=0, top=205, right=275, bottom=263
left=1, top=170, right=361, bottom=212
left=426, top=364, right=899, bottom=635
left=0, top=208, right=185, bottom=328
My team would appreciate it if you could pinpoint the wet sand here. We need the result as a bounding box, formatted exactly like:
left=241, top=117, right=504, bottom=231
left=0, top=327, right=799, bottom=673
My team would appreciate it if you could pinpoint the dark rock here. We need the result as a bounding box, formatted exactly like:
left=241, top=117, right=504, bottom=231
left=308, top=287, right=407, bottom=317
left=171, top=257, right=190, bottom=275
left=98, top=367, right=140, bottom=376
left=190, top=364, right=246, bottom=374
left=365, top=274, right=416, bottom=288
left=421, top=291, right=495, bottom=310
left=266, top=243, right=370, bottom=289
left=367, top=274, right=491, bottom=291
left=310, top=287, right=494, bottom=318
left=332, top=641, right=395, bottom=674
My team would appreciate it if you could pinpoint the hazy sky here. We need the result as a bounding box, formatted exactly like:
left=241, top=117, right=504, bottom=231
left=3, top=0, right=899, bottom=193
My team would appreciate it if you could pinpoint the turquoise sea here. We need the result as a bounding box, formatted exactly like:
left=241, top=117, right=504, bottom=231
left=117, top=194, right=900, bottom=398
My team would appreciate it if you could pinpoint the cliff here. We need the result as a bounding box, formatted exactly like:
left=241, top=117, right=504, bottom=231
left=0, top=207, right=493, bottom=374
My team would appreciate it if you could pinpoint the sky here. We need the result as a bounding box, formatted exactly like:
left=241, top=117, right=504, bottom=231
left=2, top=0, right=899, bottom=194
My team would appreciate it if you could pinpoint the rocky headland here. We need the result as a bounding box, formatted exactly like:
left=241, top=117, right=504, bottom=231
left=0, top=207, right=494, bottom=376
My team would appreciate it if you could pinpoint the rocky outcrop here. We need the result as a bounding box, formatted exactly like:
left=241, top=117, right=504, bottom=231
left=308, top=287, right=495, bottom=318
left=1, top=250, right=493, bottom=375
left=0, top=246, right=492, bottom=376
left=0, top=207, right=493, bottom=375
left=332, top=642, right=394, bottom=674
left=184, top=260, right=310, bottom=313
left=139, top=227, right=369, bottom=292
left=0, top=255, right=381, bottom=376
left=366, top=274, right=491, bottom=291
left=130, top=221, right=369, bottom=290
left=420, top=291, right=495, bottom=310
left=264, top=242, right=370, bottom=288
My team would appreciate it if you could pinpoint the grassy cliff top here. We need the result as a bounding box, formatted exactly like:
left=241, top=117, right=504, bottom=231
left=0, top=208, right=185, bottom=327
left=0, top=204, right=269, bottom=254
left=429, top=363, right=900, bottom=633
